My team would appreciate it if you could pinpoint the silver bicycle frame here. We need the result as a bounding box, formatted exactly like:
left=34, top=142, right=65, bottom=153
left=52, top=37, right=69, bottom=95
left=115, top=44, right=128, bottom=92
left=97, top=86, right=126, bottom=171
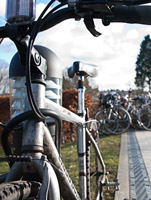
left=6, top=67, right=106, bottom=200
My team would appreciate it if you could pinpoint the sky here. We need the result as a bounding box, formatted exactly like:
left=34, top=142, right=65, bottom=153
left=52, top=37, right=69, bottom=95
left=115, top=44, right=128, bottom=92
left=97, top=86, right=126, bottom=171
left=0, top=0, right=151, bottom=91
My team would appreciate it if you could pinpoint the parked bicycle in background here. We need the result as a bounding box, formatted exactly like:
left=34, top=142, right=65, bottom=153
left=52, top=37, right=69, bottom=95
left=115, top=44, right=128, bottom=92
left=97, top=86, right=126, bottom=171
left=95, top=93, right=131, bottom=134
left=96, top=91, right=151, bottom=135
left=124, top=93, right=151, bottom=131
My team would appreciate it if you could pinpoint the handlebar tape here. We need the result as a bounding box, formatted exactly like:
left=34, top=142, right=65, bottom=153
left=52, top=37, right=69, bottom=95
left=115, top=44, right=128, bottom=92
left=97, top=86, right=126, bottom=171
left=110, top=5, right=151, bottom=25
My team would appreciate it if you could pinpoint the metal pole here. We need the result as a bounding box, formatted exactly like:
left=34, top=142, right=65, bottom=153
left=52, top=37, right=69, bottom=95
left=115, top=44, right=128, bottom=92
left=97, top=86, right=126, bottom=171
left=77, top=75, right=87, bottom=200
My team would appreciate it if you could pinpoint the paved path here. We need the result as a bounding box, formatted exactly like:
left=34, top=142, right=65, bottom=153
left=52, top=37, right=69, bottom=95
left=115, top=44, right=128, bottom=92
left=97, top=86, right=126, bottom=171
left=114, top=130, right=151, bottom=200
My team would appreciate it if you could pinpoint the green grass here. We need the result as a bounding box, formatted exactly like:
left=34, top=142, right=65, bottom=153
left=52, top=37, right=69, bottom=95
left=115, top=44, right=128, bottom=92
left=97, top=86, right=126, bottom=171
left=61, top=141, right=79, bottom=188
left=100, top=134, right=121, bottom=199
left=61, top=134, right=121, bottom=200
left=0, top=149, right=9, bottom=174
left=0, top=134, right=121, bottom=199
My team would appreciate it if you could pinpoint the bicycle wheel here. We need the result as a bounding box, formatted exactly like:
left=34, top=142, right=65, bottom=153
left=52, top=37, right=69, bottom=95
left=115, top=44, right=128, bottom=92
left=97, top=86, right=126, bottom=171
left=0, top=180, right=41, bottom=200
left=138, top=106, right=151, bottom=130
left=86, top=121, right=103, bottom=200
left=105, top=106, right=131, bottom=134
left=95, top=110, right=112, bottom=135
left=104, top=108, right=118, bottom=134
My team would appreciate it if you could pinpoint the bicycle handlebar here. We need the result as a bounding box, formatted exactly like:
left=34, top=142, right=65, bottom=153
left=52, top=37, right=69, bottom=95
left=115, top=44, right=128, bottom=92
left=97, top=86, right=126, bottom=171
left=110, top=5, right=151, bottom=25
left=0, top=3, right=151, bottom=39
left=68, top=0, right=150, bottom=6
left=40, top=5, right=151, bottom=33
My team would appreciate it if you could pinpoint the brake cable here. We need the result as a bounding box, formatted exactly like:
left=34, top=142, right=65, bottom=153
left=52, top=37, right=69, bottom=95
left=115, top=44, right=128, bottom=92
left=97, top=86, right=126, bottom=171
left=0, top=38, right=4, bottom=44
left=26, top=0, right=67, bottom=120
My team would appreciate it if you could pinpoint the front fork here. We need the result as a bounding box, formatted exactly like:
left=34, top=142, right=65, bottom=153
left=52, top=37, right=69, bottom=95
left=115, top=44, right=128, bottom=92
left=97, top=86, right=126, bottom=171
left=8, top=81, right=60, bottom=200
left=23, top=82, right=60, bottom=200
left=22, top=83, right=45, bottom=153
left=77, top=76, right=87, bottom=200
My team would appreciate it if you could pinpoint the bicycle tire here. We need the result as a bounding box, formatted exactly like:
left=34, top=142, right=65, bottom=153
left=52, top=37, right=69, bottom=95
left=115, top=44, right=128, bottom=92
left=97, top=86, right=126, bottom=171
left=95, top=110, right=111, bottom=135
left=0, top=180, right=41, bottom=200
left=105, top=106, right=131, bottom=134
left=86, top=120, right=103, bottom=200
left=138, top=106, right=151, bottom=131
left=129, top=108, right=141, bottom=130
left=104, top=108, right=118, bottom=134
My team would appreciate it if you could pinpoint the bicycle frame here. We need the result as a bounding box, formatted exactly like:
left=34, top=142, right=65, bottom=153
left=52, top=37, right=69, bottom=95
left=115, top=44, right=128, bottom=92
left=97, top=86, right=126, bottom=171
left=1, top=54, right=107, bottom=200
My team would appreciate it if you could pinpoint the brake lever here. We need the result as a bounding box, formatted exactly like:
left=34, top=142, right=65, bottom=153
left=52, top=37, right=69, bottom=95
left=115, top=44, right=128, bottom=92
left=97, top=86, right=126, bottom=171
left=84, top=15, right=102, bottom=37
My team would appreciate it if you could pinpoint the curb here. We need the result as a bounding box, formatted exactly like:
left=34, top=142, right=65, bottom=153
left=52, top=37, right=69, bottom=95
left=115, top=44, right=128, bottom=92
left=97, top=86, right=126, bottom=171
left=114, top=133, right=129, bottom=200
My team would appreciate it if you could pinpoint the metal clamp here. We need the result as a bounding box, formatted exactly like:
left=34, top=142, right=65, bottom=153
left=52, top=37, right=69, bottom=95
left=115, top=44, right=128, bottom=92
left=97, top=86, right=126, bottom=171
left=106, top=178, right=120, bottom=192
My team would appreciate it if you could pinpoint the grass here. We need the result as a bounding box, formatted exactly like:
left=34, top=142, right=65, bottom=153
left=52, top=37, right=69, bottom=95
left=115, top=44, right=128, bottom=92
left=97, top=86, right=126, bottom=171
left=100, top=134, right=121, bottom=199
left=61, top=134, right=121, bottom=200
left=0, top=134, right=121, bottom=199
left=0, top=149, right=9, bottom=174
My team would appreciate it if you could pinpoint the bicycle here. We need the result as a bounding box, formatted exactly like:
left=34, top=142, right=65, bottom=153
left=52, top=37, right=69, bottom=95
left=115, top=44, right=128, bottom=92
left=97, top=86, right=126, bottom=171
left=132, top=96, right=151, bottom=131
left=124, top=95, right=151, bottom=130
left=0, top=0, right=150, bottom=199
left=95, top=93, right=131, bottom=134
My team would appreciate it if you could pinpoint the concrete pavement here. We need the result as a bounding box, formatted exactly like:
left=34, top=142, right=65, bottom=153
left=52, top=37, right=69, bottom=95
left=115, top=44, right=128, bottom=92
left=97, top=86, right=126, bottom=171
left=114, top=130, right=151, bottom=200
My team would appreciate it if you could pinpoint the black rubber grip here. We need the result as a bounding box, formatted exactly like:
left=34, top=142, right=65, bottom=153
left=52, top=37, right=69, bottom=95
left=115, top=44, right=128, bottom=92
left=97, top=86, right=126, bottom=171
left=111, top=5, right=151, bottom=25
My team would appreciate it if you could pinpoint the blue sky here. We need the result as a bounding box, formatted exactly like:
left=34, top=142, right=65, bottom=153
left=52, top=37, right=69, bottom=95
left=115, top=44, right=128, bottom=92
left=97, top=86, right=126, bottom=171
left=0, top=0, right=62, bottom=63
left=0, top=0, right=49, bottom=62
left=0, top=1, right=151, bottom=90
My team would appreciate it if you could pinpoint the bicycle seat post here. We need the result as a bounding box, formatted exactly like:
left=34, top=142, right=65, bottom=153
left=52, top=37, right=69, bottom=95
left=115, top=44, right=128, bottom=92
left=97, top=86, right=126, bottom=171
left=77, top=75, right=85, bottom=118
left=77, top=73, right=87, bottom=199
left=68, top=61, right=99, bottom=199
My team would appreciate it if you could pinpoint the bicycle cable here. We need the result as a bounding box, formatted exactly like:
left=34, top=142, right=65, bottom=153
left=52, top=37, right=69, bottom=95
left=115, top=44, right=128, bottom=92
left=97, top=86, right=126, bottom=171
left=0, top=38, right=3, bottom=44
left=26, top=0, right=67, bottom=120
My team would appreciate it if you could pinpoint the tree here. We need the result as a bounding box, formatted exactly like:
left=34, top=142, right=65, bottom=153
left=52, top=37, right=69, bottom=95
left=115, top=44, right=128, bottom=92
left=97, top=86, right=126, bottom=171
left=0, top=59, right=9, bottom=94
left=135, top=35, right=151, bottom=90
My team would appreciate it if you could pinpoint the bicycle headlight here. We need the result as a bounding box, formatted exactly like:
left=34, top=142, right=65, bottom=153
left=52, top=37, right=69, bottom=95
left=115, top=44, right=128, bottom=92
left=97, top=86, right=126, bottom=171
left=6, top=0, right=36, bottom=24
